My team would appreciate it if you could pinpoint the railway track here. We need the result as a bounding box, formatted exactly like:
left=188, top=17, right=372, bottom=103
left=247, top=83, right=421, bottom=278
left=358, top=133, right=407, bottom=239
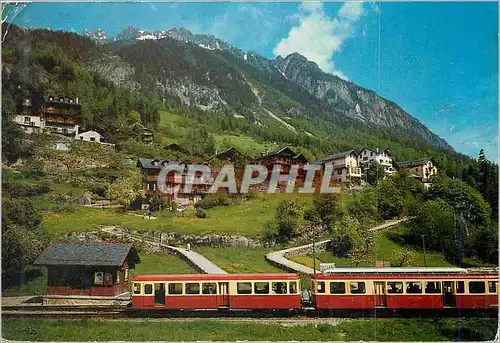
left=2, top=305, right=496, bottom=320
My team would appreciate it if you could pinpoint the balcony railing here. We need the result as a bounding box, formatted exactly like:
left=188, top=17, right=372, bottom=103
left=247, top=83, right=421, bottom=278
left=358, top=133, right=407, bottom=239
left=348, top=167, right=361, bottom=176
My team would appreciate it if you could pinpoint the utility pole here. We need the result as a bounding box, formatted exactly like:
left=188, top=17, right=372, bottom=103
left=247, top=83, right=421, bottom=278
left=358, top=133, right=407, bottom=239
left=422, top=235, right=427, bottom=267
left=312, top=224, right=316, bottom=274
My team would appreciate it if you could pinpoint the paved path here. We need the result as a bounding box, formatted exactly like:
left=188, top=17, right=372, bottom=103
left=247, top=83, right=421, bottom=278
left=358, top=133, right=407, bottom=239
left=368, top=218, right=408, bottom=232
left=266, top=218, right=408, bottom=275
left=101, top=226, right=227, bottom=274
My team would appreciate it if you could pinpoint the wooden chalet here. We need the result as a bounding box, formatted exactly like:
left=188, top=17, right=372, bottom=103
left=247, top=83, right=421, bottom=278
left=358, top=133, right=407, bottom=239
left=253, top=147, right=308, bottom=182
left=14, top=91, right=82, bottom=135
left=136, top=158, right=216, bottom=205
left=164, top=143, right=188, bottom=154
left=33, top=243, right=140, bottom=299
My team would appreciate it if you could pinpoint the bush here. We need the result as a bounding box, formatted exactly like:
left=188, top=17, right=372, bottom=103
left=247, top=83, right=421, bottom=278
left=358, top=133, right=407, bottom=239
left=89, top=183, right=108, bottom=198
left=148, top=196, right=166, bottom=212
left=195, top=209, right=207, bottom=218
left=195, top=194, right=230, bottom=210
left=2, top=182, right=51, bottom=197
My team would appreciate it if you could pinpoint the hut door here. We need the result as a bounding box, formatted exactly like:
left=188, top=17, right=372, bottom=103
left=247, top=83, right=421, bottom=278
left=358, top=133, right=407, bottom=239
left=154, top=283, right=166, bottom=305
left=374, top=282, right=387, bottom=307
left=217, top=282, right=229, bottom=308
left=442, top=281, right=455, bottom=307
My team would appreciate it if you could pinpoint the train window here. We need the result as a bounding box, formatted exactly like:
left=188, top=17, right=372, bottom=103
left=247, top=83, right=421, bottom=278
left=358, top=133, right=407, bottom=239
left=425, top=281, right=441, bottom=294
left=202, top=283, right=217, bottom=294
left=133, top=283, right=141, bottom=295
left=316, top=281, right=326, bottom=294
left=272, top=282, right=288, bottom=294
left=387, top=282, right=403, bottom=294
left=254, top=282, right=270, bottom=294
left=350, top=282, right=366, bottom=294
left=168, top=283, right=182, bottom=294
left=237, top=282, right=252, bottom=294
left=456, top=281, right=465, bottom=294
left=185, top=283, right=200, bottom=294
left=330, top=282, right=346, bottom=294
left=406, top=281, right=422, bottom=294
left=289, top=282, right=298, bottom=294
left=469, top=281, right=485, bottom=294
left=144, top=284, right=153, bottom=295
left=488, top=281, right=498, bottom=294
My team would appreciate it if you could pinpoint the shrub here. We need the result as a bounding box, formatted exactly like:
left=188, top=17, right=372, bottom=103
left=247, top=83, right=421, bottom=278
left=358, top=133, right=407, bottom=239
left=195, top=209, right=207, bottom=218
left=148, top=196, right=166, bottom=212
left=195, top=194, right=230, bottom=210
left=89, top=183, right=108, bottom=198
left=2, top=182, right=51, bottom=197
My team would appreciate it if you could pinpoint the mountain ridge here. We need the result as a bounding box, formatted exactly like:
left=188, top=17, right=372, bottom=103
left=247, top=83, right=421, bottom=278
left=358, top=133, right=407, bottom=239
left=81, top=25, right=452, bottom=151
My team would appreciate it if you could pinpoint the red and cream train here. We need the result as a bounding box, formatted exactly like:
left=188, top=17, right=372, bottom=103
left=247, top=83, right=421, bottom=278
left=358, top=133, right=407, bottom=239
left=131, top=267, right=498, bottom=312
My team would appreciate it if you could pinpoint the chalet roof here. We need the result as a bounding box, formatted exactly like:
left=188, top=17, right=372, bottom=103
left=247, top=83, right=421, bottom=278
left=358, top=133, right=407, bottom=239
left=164, top=143, right=187, bottom=153
left=313, top=150, right=357, bottom=165
left=216, top=146, right=240, bottom=158
left=33, top=243, right=140, bottom=267
left=136, top=158, right=182, bottom=169
left=397, top=157, right=432, bottom=168
left=256, top=147, right=308, bottom=163
left=43, top=94, right=81, bottom=106
left=78, top=130, right=103, bottom=138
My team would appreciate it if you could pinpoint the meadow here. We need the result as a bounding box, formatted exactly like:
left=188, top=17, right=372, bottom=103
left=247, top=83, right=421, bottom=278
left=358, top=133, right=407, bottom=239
left=2, top=317, right=497, bottom=341
left=42, top=193, right=314, bottom=238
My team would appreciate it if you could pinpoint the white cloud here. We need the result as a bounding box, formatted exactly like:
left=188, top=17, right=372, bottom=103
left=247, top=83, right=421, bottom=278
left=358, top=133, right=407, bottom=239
left=273, top=2, right=365, bottom=79
left=338, top=2, right=364, bottom=21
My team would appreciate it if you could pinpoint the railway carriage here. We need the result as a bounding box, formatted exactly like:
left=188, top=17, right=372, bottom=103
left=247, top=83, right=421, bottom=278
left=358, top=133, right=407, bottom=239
left=311, top=267, right=498, bottom=310
left=132, top=273, right=302, bottom=310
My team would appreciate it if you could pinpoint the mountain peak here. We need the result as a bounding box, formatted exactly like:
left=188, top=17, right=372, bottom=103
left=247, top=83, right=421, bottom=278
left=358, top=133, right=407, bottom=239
left=81, top=28, right=107, bottom=44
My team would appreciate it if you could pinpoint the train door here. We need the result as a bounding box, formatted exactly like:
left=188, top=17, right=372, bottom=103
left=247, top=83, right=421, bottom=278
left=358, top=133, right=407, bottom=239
left=374, top=282, right=387, bottom=307
left=217, top=282, right=230, bottom=308
left=154, top=283, right=166, bottom=306
left=442, top=281, right=455, bottom=307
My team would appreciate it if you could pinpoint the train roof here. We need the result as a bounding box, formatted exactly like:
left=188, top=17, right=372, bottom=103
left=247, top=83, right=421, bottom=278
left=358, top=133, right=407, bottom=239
left=313, top=267, right=498, bottom=279
left=320, top=267, right=469, bottom=275
left=133, top=273, right=300, bottom=282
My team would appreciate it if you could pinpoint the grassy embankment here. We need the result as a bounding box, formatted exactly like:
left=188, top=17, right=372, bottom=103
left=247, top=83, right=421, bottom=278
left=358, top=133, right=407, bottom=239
left=42, top=192, right=313, bottom=238
left=2, top=317, right=497, bottom=341
left=289, top=226, right=455, bottom=269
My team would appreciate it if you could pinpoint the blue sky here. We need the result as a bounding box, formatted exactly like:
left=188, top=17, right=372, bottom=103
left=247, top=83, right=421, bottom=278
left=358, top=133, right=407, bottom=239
left=4, top=2, right=498, bottom=162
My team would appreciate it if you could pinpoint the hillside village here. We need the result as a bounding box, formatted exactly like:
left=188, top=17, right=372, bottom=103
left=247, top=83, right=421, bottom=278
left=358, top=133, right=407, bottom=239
left=1, top=12, right=499, bottom=341
left=14, top=91, right=438, bottom=207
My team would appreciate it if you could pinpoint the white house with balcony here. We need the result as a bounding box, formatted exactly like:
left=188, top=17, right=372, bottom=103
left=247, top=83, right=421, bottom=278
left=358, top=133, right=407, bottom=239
left=358, top=148, right=395, bottom=174
left=312, top=150, right=362, bottom=185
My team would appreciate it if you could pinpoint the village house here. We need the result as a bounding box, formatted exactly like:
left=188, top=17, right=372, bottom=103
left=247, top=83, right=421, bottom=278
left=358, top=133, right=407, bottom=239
left=215, top=146, right=247, bottom=163
left=397, top=157, right=438, bottom=183
left=13, top=92, right=82, bottom=135
left=313, top=150, right=362, bottom=185
left=136, top=158, right=216, bottom=205
left=75, top=130, right=115, bottom=147
left=164, top=143, right=188, bottom=154
left=358, top=148, right=395, bottom=174
left=130, top=123, right=154, bottom=143
left=253, top=147, right=308, bottom=183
